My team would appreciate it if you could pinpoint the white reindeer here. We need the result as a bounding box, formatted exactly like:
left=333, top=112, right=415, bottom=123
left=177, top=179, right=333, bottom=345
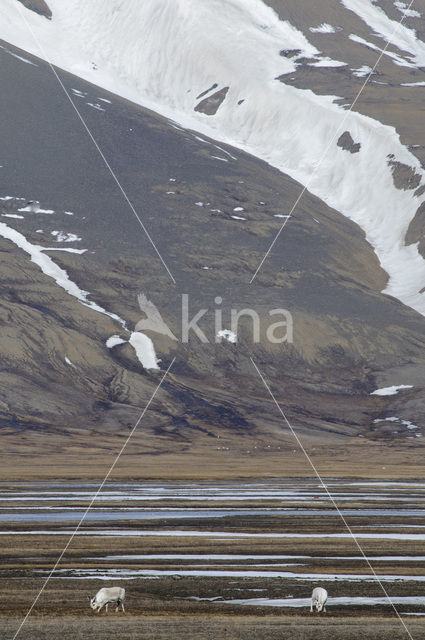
left=310, top=586, right=327, bottom=613
left=90, top=587, right=125, bottom=613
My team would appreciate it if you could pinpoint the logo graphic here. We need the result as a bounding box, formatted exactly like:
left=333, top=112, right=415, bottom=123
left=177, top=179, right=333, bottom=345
left=135, top=293, right=293, bottom=345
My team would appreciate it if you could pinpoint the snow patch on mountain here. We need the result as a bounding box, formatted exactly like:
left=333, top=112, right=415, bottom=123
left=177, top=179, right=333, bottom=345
left=342, top=0, right=425, bottom=66
left=371, top=385, right=413, bottom=396
left=309, top=24, right=337, bottom=34
left=0, top=218, right=159, bottom=370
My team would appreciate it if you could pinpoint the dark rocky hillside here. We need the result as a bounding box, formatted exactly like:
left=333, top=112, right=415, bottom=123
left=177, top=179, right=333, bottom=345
left=0, top=39, right=424, bottom=477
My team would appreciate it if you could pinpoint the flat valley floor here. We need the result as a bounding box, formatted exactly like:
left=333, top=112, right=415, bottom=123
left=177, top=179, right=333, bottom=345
left=1, top=480, right=425, bottom=639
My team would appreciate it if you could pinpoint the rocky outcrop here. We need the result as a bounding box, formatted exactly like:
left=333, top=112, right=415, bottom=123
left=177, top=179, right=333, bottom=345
left=17, top=0, right=52, bottom=19
left=337, top=131, right=361, bottom=154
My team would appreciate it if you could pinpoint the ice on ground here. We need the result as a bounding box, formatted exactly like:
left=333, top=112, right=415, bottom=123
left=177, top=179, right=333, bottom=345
left=402, top=613, right=425, bottom=616
left=195, top=202, right=204, bottom=206
left=401, top=81, right=425, bottom=87
left=217, top=329, right=237, bottom=343
left=106, top=335, right=126, bottom=348
left=64, top=356, right=76, bottom=367
left=223, top=595, right=425, bottom=607
left=274, top=214, right=291, bottom=219
left=371, top=385, right=414, bottom=396
left=211, top=155, right=228, bottom=161
left=309, top=24, right=337, bottom=34
left=45, top=567, right=425, bottom=582
left=231, top=215, right=246, bottom=220
left=51, top=230, right=82, bottom=242
left=97, top=97, right=112, bottom=103
left=97, top=554, right=311, bottom=561
left=2, top=214, right=24, bottom=219
left=64, top=211, right=74, bottom=215
left=128, top=331, right=160, bottom=369
left=233, top=207, right=244, bottom=212
left=0, top=196, right=14, bottom=201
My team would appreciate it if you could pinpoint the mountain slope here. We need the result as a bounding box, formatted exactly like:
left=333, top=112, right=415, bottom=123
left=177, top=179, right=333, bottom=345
left=0, top=2, right=425, bottom=477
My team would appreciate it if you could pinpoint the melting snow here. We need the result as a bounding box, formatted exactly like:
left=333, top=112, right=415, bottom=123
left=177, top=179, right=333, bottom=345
left=349, top=33, right=415, bottom=68
left=86, top=102, right=105, bottom=111
left=0, top=221, right=159, bottom=370
left=309, top=58, right=346, bottom=67
left=18, top=205, right=54, bottom=214
left=352, top=65, right=373, bottom=77
left=342, top=0, right=425, bottom=66
left=0, top=43, right=37, bottom=66
left=0, top=222, right=123, bottom=323
left=43, top=247, right=87, bottom=254
left=373, top=416, right=420, bottom=430
left=309, top=24, right=337, bottom=34
left=106, top=335, right=126, bottom=348
left=371, top=385, right=414, bottom=396
left=394, top=2, right=421, bottom=19
left=128, top=332, right=160, bottom=369
left=223, top=595, right=425, bottom=608
left=51, top=230, right=82, bottom=242
left=217, top=329, right=237, bottom=343
left=71, top=88, right=86, bottom=96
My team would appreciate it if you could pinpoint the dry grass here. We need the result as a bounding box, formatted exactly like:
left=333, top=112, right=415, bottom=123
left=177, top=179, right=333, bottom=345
left=1, top=437, right=425, bottom=480
left=2, top=613, right=424, bottom=640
